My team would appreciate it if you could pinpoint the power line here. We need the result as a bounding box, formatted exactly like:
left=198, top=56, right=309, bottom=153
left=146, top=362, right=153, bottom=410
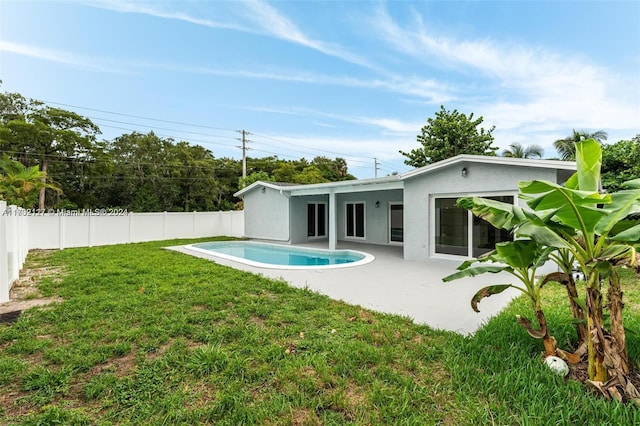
left=88, top=116, right=238, bottom=140
left=29, top=99, right=411, bottom=177
left=43, top=100, right=239, bottom=133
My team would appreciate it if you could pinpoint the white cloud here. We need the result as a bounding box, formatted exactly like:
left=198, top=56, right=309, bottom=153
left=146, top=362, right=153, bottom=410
left=0, top=40, right=122, bottom=72
left=85, top=0, right=249, bottom=31
left=87, top=0, right=375, bottom=70
left=368, top=5, right=639, bottom=146
left=245, top=104, right=421, bottom=135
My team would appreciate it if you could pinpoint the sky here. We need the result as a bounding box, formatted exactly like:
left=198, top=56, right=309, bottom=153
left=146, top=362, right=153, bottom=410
left=1, top=0, right=639, bottom=179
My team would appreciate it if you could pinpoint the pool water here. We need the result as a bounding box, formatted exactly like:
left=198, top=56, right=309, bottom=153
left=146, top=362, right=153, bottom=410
left=185, top=241, right=374, bottom=269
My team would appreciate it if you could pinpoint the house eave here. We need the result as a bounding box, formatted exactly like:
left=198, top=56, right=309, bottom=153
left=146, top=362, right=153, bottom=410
left=400, top=155, right=576, bottom=180
left=234, top=176, right=403, bottom=197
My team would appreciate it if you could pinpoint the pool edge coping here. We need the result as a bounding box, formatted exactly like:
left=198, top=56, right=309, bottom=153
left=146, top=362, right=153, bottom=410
left=181, top=241, right=375, bottom=270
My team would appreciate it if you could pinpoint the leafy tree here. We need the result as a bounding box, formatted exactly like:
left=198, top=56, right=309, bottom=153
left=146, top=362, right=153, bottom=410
left=0, top=154, right=61, bottom=208
left=311, top=156, right=355, bottom=181
left=553, top=129, right=608, bottom=161
left=445, top=139, right=640, bottom=402
left=400, top=105, right=498, bottom=167
left=502, top=142, right=544, bottom=159
left=107, top=132, right=182, bottom=211
left=272, top=162, right=299, bottom=183
left=0, top=90, right=100, bottom=209
left=238, top=171, right=273, bottom=190
left=1, top=87, right=360, bottom=211
left=292, top=165, right=329, bottom=184
left=601, top=135, right=640, bottom=192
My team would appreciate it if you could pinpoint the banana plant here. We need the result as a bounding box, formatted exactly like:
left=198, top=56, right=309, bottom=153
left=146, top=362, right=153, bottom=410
left=448, top=140, right=640, bottom=401
left=443, top=239, right=560, bottom=356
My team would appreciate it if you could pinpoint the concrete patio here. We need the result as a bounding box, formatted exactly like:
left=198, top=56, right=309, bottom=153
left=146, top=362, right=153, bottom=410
left=171, top=242, right=523, bottom=335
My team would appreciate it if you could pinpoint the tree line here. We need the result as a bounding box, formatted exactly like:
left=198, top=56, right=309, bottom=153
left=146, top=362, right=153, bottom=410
left=0, top=87, right=355, bottom=211
left=2, top=88, right=638, bottom=211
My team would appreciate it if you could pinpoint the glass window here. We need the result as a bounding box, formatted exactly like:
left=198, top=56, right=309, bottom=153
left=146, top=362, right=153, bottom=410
left=307, top=203, right=326, bottom=237
left=346, top=202, right=365, bottom=238
left=435, top=198, right=468, bottom=256
left=390, top=204, right=403, bottom=242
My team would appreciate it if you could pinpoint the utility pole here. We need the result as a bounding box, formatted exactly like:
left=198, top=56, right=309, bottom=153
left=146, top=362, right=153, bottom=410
left=238, top=130, right=251, bottom=178
left=374, top=158, right=380, bottom=178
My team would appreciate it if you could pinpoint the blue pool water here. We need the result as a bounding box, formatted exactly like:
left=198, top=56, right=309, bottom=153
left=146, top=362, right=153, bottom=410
left=186, top=241, right=374, bottom=269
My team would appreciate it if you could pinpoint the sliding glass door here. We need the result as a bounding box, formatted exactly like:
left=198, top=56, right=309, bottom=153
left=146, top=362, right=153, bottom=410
left=434, top=195, right=513, bottom=257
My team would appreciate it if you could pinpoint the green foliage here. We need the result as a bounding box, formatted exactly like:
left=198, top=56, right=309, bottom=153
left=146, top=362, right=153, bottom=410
left=0, top=155, right=61, bottom=208
left=553, top=129, right=608, bottom=161
left=502, top=142, right=544, bottom=159
left=444, top=240, right=553, bottom=312
left=447, top=139, right=640, bottom=385
left=238, top=170, right=272, bottom=190
left=0, top=90, right=100, bottom=209
left=400, top=105, right=498, bottom=167
left=601, top=135, right=640, bottom=192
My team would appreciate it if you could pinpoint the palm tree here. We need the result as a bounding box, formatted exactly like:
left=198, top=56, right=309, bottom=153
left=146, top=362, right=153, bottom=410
left=0, top=155, right=61, bottom=208
left=554, top=129, right=608, bottom=161
left=502, top=142, right=544, bottom=159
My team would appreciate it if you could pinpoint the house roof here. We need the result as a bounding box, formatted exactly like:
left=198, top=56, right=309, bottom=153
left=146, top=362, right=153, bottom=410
left=234, top=175, right=402, bottom=197
left=400, top=154, right=576, bottom=180
left=234, top=155, right=576, bottom=197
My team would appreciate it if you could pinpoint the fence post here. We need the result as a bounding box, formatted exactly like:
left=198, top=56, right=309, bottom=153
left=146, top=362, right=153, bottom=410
left=58, top=214, right=65, bottom=249
left=0, top=201, right=9, bottom=302
left=128, top=212, right=133, bottom=243
left=163, top=211, right=168, bottom=239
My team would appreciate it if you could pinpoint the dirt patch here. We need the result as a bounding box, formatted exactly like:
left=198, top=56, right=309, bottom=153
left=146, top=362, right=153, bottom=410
left=0, top=250, right=65, bottom=319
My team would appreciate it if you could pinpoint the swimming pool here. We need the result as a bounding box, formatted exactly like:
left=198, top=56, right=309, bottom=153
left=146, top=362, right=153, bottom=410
left=184, top=241, right=375, bottom=269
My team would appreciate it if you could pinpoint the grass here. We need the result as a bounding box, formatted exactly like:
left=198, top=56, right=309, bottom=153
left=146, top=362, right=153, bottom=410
left=1, top=238, right=639, bottom=425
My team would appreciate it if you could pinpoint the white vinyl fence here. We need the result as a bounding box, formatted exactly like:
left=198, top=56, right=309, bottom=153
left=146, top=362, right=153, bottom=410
left=1, top=201, right=30, bottom=303
left=0, top=204, right=244, bottom=303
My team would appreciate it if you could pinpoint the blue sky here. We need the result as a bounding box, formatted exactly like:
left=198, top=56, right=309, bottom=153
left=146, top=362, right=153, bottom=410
left=1, top=1, right=639, bottom=178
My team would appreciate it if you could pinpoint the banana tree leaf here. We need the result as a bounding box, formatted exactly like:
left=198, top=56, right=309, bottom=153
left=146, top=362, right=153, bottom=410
left=595, top=189, right=640, bottom=236
left=455, top=252, right=499, bottom=270
left=564, top=172, right=579, bottom=190
left=519, top=181, right=610, bottom=232
left=623, top=178, right=640, bottom=189
left=520, top=180, right=610, bottom=207
left=494, top=240, right=551, bottom=269
left=471, top=284, right=514, bottom=313
left=609, top=223, right=640, bottom=242
left=609, top=219, right=640, bottom=239
left=515, top=221, right=572, bottom=249
left=573, top=297, right=586, bottom=311
left=575, top=139, right=602, bottom=192
left=442, top=265, right=510, bottom=282
left=457, top=197, right=523, bottom=230
left=596, top=244, right=635, bottom=264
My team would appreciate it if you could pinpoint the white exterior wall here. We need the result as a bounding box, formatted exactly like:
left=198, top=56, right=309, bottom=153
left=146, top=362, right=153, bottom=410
left=403, top=162, right=559, bottom=262
left=290, top=195, right=328, bottom=244
left=27, top=211, right=244, bottom=250
left=336, top=189, right=403, bottom=245
left=242, top=186, right=290, bottom=241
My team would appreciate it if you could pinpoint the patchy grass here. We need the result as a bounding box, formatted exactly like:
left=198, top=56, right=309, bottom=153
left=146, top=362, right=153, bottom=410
left=1, top=238, right=639, bottom=424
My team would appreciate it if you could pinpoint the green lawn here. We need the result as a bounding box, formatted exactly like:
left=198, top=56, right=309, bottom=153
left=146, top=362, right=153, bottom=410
left=1, top=238, right=639, bottom=425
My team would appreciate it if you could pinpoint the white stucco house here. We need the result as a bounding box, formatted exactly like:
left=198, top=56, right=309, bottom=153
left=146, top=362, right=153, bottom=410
left=234, top=155, right=576, bottom=261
